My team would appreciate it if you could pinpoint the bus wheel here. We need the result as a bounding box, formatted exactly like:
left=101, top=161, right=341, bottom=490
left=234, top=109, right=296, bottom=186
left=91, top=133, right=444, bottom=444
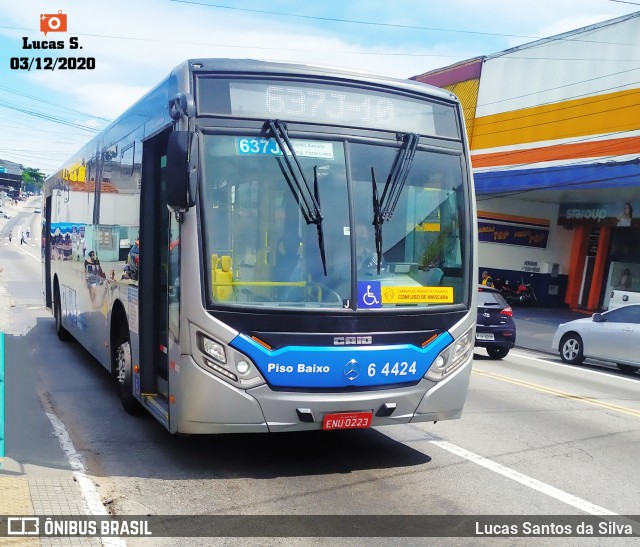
left=54, top=285, right=73, bottom=342
left=114, top=325, right=143, bottom=415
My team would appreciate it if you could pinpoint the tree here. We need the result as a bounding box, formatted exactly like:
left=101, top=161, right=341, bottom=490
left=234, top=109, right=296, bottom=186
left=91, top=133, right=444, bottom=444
left=21, top=167, right=45, bottom=193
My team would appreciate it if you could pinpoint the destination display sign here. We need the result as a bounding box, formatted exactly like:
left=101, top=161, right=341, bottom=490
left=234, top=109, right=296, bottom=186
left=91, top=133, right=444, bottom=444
left=196, top=77, right=460, bottom=139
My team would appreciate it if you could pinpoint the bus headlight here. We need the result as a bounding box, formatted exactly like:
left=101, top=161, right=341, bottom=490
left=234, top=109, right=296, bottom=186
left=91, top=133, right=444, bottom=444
left=195, top=331, right=265, bottom=389
left=424, top=327, right=473, bottom=382
left=198, top=333, right=226, bottom=364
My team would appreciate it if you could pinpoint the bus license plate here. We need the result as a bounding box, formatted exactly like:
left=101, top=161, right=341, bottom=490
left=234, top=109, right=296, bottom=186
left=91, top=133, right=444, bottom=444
left=322, top=411, right=373, bottom=430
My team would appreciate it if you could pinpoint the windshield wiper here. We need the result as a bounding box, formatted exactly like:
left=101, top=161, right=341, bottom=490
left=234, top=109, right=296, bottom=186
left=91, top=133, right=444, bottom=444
left=380, top=132, right=419, bottom=221
left=370, top=133, right=419, bottom=273
left=371, top=167, right=383, bottom=275
left=313, top=166, right=327, bottom=276
left=267, top=120, right=327, bottom=276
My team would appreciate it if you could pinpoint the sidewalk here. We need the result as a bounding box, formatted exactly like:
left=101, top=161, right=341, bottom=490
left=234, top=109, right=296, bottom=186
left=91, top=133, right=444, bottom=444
left=511, top=306, right=591, bottom=355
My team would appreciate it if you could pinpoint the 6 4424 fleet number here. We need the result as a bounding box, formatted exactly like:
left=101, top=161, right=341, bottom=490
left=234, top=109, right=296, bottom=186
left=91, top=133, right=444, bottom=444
left=367, top=361, right=417, bottom=377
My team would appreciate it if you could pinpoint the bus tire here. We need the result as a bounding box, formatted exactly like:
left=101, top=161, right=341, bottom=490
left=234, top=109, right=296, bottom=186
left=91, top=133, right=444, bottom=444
left=54, top=284, right=73, bottom=342
left=113, top=323, right=144, bottom=415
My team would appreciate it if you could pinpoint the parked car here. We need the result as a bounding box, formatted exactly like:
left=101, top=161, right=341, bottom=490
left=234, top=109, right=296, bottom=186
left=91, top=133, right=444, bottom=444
left=475, top=285, right=516, bottom=359
left=552, top=304, right=640, bottom=373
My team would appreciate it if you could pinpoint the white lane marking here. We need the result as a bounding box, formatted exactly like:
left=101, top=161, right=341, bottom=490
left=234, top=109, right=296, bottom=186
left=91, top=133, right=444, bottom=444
left=45, top=411, right=127, bottom=547
left=429, top=438, right=616, bottom=516
left=509, top=350, right=640, bottom=384
left=16, top=246, right=41, bottom=262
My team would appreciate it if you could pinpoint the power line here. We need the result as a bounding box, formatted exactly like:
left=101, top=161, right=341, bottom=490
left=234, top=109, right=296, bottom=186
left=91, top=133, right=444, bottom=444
left=0, top=25, right=470, bottom=59
left=1, top=23, right=638, bottom=62
left=168, top=0, right=639, bottom=46
left=0, top=102, right=101, bottom=133
left=471, top=86, right=640, bottom=139
left=170, top=0, right=543, bottom=38
left=476, top=66, right=640, bottom=109
left=0, top=85, right=112, bottom=123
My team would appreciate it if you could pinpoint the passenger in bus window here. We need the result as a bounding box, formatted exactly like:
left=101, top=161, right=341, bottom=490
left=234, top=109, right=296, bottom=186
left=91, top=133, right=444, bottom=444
left=274, top=236, right=303, bottom=300
left=274, top=237, right=300, bottom=277
left=355, top=223, right=386, bottom=272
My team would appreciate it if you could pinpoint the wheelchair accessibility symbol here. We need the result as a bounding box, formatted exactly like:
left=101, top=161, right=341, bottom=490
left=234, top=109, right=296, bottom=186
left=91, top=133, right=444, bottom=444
left=358, top=281, right=381, bottom=308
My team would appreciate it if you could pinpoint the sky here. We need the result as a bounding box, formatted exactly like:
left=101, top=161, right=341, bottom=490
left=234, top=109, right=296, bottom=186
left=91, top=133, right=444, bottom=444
left=1, top=0, right=639, bottom=175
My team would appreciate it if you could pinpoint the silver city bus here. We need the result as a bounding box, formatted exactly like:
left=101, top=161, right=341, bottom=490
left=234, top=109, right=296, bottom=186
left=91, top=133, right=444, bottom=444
left=42, top=59, right=477, bottom=434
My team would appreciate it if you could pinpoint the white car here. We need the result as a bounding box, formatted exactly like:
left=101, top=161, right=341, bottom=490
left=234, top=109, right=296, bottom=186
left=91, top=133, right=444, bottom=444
left=552, top=304, right=640, bottom=373
left=0, top=209, right=10, bottom=219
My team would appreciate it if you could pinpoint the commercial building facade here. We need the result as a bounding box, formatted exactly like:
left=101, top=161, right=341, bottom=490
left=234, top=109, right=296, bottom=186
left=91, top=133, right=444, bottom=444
left=414, top=12, right=640, bottom=310
left=0, top=158, right=22, bottom=199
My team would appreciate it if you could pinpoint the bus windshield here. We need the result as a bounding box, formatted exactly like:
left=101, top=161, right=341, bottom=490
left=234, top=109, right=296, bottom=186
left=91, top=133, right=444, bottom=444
left=201, top=134, right=467, bottom=309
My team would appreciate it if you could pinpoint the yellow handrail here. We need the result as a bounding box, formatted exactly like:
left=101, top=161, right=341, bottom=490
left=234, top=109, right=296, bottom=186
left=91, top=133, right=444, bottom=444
left=211, top=281, right=306, bottom=287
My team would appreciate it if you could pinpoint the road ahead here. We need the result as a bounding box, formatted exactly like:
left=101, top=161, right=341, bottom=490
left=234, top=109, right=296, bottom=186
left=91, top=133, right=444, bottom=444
left=1, top=218, right=639, bottom=544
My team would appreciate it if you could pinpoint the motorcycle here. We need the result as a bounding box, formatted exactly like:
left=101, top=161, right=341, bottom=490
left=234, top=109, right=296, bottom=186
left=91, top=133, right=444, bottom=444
left=495, top=275, right=537, bottom=306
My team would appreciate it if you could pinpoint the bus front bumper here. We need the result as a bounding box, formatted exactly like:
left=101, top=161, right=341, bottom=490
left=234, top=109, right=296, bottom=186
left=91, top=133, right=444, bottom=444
left=172, top=354, right=472, bottom=434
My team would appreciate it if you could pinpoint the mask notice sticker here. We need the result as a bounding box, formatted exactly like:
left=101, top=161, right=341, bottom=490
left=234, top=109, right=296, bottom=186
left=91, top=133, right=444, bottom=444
left=381, top=286, right=454, bottom=304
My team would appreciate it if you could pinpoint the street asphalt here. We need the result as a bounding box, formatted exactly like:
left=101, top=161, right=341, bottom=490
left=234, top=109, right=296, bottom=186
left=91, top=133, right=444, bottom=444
left=510, top=305, right=590, bottom=355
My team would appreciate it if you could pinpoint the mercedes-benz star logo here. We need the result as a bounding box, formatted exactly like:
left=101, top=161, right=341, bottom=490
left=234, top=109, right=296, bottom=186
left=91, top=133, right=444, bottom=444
left=344, top=359, right=360, bottom=381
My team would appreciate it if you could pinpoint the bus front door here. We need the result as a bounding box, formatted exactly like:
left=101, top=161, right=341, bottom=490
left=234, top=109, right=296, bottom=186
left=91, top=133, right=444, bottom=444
left=140, top=129, right=174, bottom=419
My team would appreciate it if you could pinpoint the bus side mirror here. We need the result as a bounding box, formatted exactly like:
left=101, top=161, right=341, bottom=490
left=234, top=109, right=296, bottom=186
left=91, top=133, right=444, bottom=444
left=167, top=131, right=192, bottom=210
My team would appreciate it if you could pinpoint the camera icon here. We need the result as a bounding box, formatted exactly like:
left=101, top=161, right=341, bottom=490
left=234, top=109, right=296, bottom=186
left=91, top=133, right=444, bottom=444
left=40, top=10, right=68, bottom=35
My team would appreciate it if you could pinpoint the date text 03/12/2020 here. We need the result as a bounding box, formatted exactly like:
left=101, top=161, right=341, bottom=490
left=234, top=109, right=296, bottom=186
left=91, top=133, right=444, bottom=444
left=10, top=57, right=95, bottom=70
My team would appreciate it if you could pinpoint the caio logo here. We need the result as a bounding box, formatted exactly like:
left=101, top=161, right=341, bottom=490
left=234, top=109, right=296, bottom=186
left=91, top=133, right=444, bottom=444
left=40, top=10, right=68, bottom=35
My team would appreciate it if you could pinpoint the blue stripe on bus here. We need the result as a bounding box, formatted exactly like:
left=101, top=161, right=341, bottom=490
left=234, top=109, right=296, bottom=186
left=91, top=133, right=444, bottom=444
left=230, top=332, right=454, bottom=389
